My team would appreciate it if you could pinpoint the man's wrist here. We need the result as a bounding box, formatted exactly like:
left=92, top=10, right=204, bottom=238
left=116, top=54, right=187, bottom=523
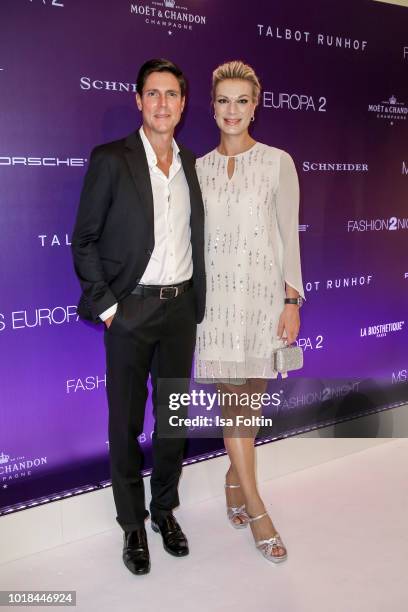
left=99, top=303, right=118, bottom=322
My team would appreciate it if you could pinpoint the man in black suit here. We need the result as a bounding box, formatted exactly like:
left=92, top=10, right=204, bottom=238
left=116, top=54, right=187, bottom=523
left=71, top=59, right=205, bottom=575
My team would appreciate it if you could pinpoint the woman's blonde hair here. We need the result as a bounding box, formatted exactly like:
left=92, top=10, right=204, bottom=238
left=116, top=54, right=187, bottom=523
left=211, top=60, right=261, bottom=103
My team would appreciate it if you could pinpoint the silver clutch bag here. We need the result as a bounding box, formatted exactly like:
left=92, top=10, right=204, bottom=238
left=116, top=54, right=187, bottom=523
left=273, top=344, right=303, bottom=374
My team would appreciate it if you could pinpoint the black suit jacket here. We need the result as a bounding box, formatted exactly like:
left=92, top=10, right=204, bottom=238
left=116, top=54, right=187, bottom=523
left=71, top=130, right=206, bottom=323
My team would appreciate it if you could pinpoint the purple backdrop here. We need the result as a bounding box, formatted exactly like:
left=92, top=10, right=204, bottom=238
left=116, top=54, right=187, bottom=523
left=1, top=0, right=407, bottom=515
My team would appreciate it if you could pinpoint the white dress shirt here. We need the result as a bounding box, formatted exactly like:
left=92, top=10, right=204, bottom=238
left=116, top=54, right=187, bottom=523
left=99, top=126, right=193, bottom=322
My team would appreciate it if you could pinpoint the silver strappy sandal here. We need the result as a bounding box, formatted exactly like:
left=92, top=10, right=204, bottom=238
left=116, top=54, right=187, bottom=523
left=224, top=483, right=250, bottom=529
left=248, top=511, right=288, bottom=563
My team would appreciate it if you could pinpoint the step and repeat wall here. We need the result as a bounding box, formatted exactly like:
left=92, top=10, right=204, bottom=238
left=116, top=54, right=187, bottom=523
left=1, top=0, right=407, bottom=514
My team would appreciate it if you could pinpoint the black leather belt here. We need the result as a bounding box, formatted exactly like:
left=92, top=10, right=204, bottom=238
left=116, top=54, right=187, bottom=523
left=131, top=279, right=192, bottom=299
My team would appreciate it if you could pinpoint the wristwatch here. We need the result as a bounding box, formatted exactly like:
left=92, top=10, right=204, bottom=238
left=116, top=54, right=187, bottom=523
left=284, top=297, right=304, bottom=307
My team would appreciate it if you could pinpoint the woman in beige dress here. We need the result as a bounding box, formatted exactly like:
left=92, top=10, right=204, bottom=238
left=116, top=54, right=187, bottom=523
left=195, top=61, right=305, bottom=563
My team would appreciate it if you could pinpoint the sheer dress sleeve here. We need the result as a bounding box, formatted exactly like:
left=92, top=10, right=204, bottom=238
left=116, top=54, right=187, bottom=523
left=275, top=150, right=305, bottom=300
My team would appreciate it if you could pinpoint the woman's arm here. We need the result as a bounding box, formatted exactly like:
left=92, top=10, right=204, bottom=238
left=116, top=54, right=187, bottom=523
left=275, top=150, right=305, bottom=301
left=275, top=150, right=305, bottom=343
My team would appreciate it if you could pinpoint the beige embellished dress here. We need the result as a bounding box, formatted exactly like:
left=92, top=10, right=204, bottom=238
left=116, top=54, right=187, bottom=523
left=194, top=142, right=305, bottom=381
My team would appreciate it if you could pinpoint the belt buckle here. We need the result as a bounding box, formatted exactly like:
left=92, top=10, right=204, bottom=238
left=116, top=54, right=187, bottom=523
left=160, top=286, right=178, bottom=299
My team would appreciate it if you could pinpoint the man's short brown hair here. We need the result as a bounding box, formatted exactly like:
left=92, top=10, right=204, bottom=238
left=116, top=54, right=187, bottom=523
left=136, top=58, right=187, bottom=97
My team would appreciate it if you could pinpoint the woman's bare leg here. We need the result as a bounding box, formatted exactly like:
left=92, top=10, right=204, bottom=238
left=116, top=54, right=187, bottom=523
left=224, top=463, right=247, bottom=526
left=218, top=379, right=286, bottom=556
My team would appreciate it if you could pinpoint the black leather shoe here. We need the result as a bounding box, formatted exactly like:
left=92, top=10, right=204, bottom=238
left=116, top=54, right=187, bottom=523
left=151, top=514, right=189, bottom=557
left=122, top=527, right=150, bottom=575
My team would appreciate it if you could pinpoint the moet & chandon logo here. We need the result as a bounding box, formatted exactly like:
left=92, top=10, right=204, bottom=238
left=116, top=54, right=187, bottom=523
left=130, top=1, right=207, bottom=35
left=0, top=452, right=9, bottom=465
left=0, top=450, right=48, bottom=483
left=368, top=95, right=407, bottom=126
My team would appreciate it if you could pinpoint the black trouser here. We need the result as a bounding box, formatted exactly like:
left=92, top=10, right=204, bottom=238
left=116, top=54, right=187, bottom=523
left=104, top=286, right=196, bottom=532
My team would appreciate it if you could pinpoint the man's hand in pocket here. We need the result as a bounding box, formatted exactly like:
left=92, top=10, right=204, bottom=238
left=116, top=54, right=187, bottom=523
left=105, top=314, right=115, bottom=329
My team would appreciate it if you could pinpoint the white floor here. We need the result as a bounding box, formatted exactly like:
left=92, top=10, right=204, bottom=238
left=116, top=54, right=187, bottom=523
left=1, top=438, right=407, bottom=612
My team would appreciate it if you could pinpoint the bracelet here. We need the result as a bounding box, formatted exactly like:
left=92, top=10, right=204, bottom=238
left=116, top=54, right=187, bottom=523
left=284, top=297, right=303, bottom=307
